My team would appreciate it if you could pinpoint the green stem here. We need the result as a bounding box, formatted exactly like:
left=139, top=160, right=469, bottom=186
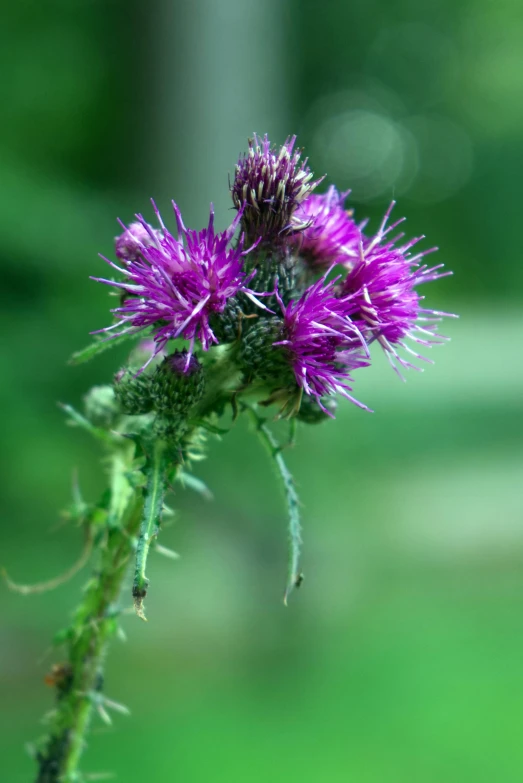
left=35, top=443, right=142, bottom=783
left=243, top=404, right=303, bottom=604
left=193, top=344, right=242, bottom=418
left=132, top=440, right=168, bottom=621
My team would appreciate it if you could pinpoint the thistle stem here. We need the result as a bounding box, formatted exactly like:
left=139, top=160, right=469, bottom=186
left=193, top=344, right=242, bottom=418
left=243, top=403, right=303, bottom=604
left=132, top=439, right=168, bottom=621
left=35, top=443, right=142, bottom=783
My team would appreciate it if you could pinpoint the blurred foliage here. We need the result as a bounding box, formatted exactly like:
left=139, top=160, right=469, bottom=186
left=1, top=1, right=522, bottom=782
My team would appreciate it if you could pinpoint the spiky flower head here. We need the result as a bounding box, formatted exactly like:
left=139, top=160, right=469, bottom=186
left=231, top=134, right=323, bottom=243
left=340, top=203, right=454, bottom=376
left=238, top=317, right=296, bottom=387
left=151, top=350, right=205, bottom=416
left=292, top=187, right=362, bottom=268
left=94, top=202, right=258, bottom=364
left=115, top=221, right=162, bottom=263
left=273, top=276, right=371, bottom=414
left=114, top=367, right=154, bottom=415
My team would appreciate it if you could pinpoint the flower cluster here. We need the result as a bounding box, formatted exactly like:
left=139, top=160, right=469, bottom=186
left=94, top=133, right=454, bottom=420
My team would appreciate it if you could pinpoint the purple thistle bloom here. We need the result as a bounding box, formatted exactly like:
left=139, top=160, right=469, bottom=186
left=115, top=221, right=161, bottom=263
left=231, top=133, right=324, bottom=243
left=163, top=349, right=202, bottom=377
left=273, top=275, right=372, bottom=414
left=93, top=202, right=259, bottom=366
left=340, top=202, right=456, bottom=377
left=291, top=186, right=363, bottom=268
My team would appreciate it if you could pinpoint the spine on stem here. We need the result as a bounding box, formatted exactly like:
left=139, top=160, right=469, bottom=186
left=34, top=441, right=142, bottom=783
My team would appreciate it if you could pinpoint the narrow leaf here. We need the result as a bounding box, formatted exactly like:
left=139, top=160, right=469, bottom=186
left=107, top=452, right=134, bottom=528
left=3, top=527, right=93, bottom=595
left=132, top=441, right=168, bottom=620
left=178, top=471, right=213, bottom=500
left=59, top=403, right=120, bottom=446
left=154, top=543, right=180, bottom=560
left=244, top=404, right=303, bottom=604
left=191, top=419, right=230, bottom=435
left=68, top=331, right=141, bottom=366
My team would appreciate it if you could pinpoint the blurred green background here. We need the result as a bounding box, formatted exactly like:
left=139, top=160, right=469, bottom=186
left=2, top=0, right=523, bottom=781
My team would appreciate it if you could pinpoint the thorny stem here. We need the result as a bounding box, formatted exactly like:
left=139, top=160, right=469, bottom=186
left=35, top=443, right=143, bottom=783
left=31, top=351, right=300, bottom=782
left=132, top=439, right=168, bottom=621
left=242, top=403, right=303, bottom=604
left=193, top=344, right=242, bottom=418
left=32, top=349, right=237, bottom=782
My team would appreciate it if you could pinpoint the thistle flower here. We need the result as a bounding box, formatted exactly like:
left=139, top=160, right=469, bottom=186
left=115, top=221, right=161, bottom=263
left=273, top=276, right=371, bottom=414
left=340, top=203, right=454, bottom=376
left=33, top=130, right=456, bottom=783
left=292, top=187, right=362, bottom=268
left=231, top=133, right=323, bottom=243
left=94, top=202, right=259, bottom=365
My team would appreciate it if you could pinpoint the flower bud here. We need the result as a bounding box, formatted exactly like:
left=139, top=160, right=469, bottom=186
left=231, top=134, right=322, bottom=244
left=248, top=255, right=298, bottom=310
left=128, top=338, right=166, bottom=368
left=209, top=297, right=243, bottom=344
left=209, top=253, right=298, bottom=340
left=114, top=368, right=154, bottom=415
left=84, top=385, right=119, bottom=428
left=115, top=221, right=161, bottom=263
left=297, top=395, right=337, bottom=424
left=238, top=318, right=294, bottom=386
left=151, top=351, right=205, bottom=416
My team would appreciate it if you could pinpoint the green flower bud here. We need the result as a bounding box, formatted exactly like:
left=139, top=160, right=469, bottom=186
left=241, top=252, right=299, bottom=316
left=297, top=395, right=337, bottom=424
left=209, top=297, right=243, bottom=344
left=83, top=385, right=119, bottom=428
left=151, top=351, right=205, bottom=416
left=238, top=317, right=295, bottom=386
left=252, top=255, right=297, bottom=306
left=114, top=368, right=154, bottom=415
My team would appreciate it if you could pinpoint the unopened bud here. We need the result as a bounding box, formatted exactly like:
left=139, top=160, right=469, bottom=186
left=246, top=254, right=297, bottom=311
left=209, top=298, right=243, bottom=344
left=238, top=318, right=294, bottom=386
left=151, top=351, right=205, bottom=416
left=114, top=368, right=153, bottom=415
left=297, top=395, right=337, bottom=424
left=231, top=134, right=322, bottom=244
left=115, top=221, right=161, bottom=263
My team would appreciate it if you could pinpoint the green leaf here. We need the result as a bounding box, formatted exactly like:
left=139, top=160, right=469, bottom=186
left=107, top=452, right=135, bottom=528
left=243, top=404, right=303, bottom=605
left=59, top=403, right=121, bottom=446
left=191, top=418, right=230, bottom=435
left=69, top=331, right=141, bottom=366
left=178, top=471, right=213, bottom=500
